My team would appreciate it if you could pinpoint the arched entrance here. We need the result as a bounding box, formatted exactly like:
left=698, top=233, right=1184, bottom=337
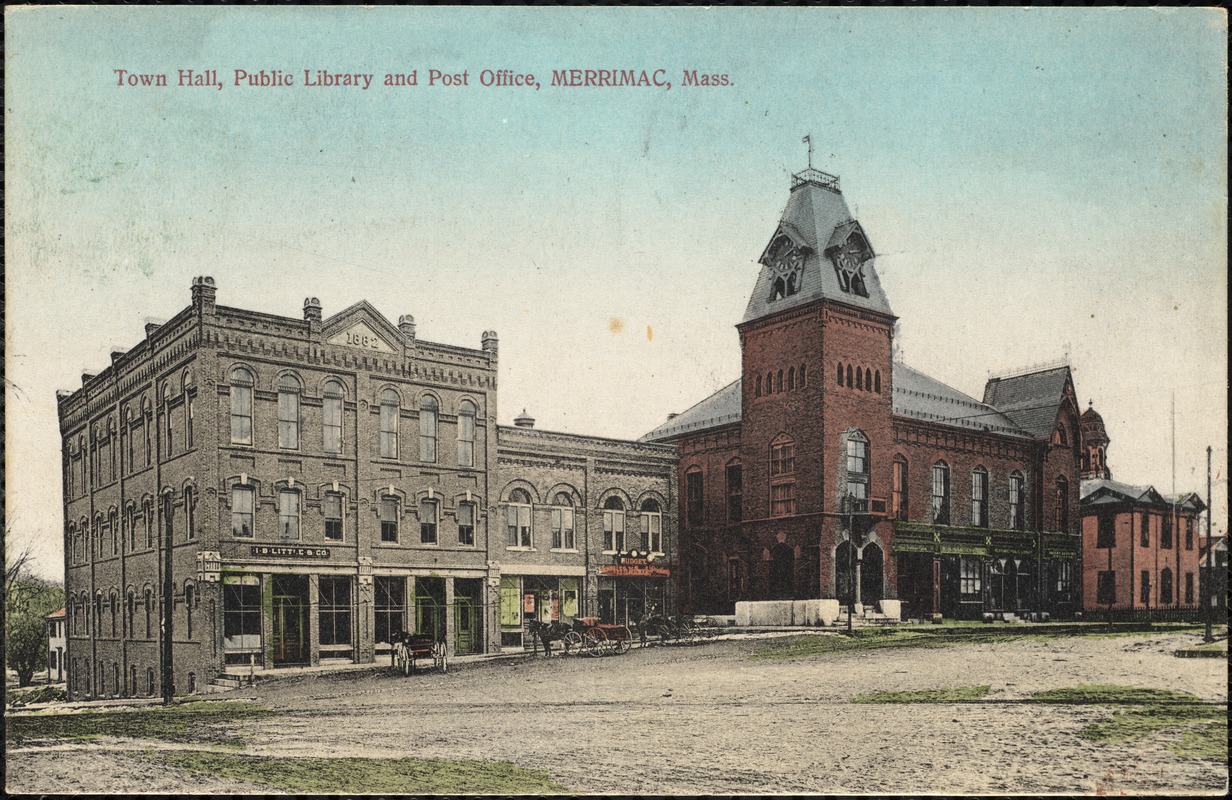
left=860, top=543, right=884, bottom=604
left=835, top=540, right=856, bottom=605
left=769, top=543, right=794, bottom=599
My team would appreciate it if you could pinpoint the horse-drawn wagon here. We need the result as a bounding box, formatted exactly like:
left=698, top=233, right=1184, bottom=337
left=529, top=617, right=634, bottom=657
left=390, top=631, right=448, bottom=674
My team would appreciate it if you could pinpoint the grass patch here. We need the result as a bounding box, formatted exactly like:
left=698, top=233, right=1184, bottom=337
left=1029, top=685, right=1227, bottom=762
left=855, top=685, right=990, bottom=704
left=6, top=685, right=69, bottom=707
left=6, top=701, right=271, bottom=747
left=145, top=750, right=571, bottom=794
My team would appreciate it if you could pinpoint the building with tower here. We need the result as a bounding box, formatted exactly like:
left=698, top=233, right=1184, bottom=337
left=643, top=167, right=1084, bottom=622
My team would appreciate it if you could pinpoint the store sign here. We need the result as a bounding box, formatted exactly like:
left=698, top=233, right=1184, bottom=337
left=250, top=545, right=331, bottom=559
left=601, top=556, right=671, bottom=578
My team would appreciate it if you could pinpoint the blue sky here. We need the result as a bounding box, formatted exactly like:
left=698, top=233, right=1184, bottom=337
left=5, top=7, right=1227, bottom=579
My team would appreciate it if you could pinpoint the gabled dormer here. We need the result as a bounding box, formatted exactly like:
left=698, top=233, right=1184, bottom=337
left=320, top=300, right=410, bottom=354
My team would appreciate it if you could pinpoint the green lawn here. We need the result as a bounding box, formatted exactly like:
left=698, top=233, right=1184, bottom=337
left=6, top=701, right=271, bottom=746
left=855, top=685, right=991, bottom=704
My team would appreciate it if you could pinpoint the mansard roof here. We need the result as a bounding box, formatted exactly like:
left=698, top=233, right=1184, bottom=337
left=742, top=174, right=893, bottom=325
left=1080, top=478, right=1207, bottom=513
left=641, top=378, right=742, bottom=442
left=892, top=362, right=1031, bottom=438
left=981, top=366, right=1075, bottom=441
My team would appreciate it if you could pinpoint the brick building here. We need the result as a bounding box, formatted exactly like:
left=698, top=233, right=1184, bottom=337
left=1079, top=405, right=1206, bottom=619
left=643, top=168, right=1083, bottom=621
left=58, top=278, right=674, bottom=699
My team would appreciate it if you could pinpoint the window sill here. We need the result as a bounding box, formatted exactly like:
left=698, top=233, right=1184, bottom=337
left=549, top=548, right=580, bottom=554
left=506, top=546, right=536, bottom=552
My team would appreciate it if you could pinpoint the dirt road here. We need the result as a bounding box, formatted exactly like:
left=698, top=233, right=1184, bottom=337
left=6, top=630, right=1228, bottom=795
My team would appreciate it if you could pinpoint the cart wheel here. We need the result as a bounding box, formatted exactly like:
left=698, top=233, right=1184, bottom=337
left=432, top=641, right=448, bottom=673
left=562, top=631, right=584, bottom=655
left=615, top=627, right=632, bottom=654
left=584, top=630, right=604, bottom=657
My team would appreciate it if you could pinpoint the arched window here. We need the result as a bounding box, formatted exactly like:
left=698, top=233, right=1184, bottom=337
left=322, top=379, right=344, bottom=454
left=837, top=363, right=844, bottom=386
left=1055, top=476, right=1070, bottom=531
left=766, top=371, right=773, bottom=394
left=641, top=499, right=663, bottom=553
left=184, top=584, right=195, bottom=639
left=787, top=366, right=796, bottom=391
left=865, top=368, right=872, bottom=392
left=971, top=467, right=989, bottom=527
left=122, top=408, right=133, bottom=474
left=419, top=395, right=438, bottom=463
left=379, top=388, right=400, bottom=458
left=507, top=488, right=532, bottom=548
left=109, top=508, right=119, bottom=555
left=776, top=369, right=783, bottom=393
left=1009, top=472, right=1025, bottom=530
left=1053, top=424, right=1069, bottom=447
left=847, top=364, right=854, bottom=388
left=143, top=498, right=154, bottom=548
left=142, top=399, right=152, bottom=466
left=551, top=492, right=575, bottom=550
left=126, top=505, right=137, bottom=551
left=144, top=588, right=153, bottom=638
left=126, top=591, right=135, bottom=636
left=755, top=374, right=763, bottom=397
left=277, top=374, right=302, bottom=449
left=845, top=431, right=869, bottom=508
left=183, top=486, right=196, bottom=541
left=1160, top=567, right=1173, bottom=605
left=182, top=370, right=195, bottom=450
left=685, top=467, right=704, bottom=527
left=799, top=364, right=807, bottom=388
left=892, top=456, right=908, bottom=520
left=726, top=459, right=743, bottom=522
left=931, top=462, right=951, bottom=525
left=109, top=591, right=118, bottom=637
left=162, top=384, right=175, bottom=455
left=94, top=513, right=105, bottom=559
left=603, top=496, right=626, bottom=552
left=874, top=370, right=881, bottom=394
left=770, top=435, right=797, bottom=517
left=147, top=668, right=155, bottom=696
left=457, top=399, right=477, bottom=468
left=229, top=367, right=254, bottom=445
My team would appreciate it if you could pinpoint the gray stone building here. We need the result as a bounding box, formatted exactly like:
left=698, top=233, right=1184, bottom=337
left=58, top=277, right=675, bottom=699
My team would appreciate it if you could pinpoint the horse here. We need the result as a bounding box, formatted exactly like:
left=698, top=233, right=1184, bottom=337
left=635, top=613, right=678, bottom=646
left=527, top=619, right=572, bottom=656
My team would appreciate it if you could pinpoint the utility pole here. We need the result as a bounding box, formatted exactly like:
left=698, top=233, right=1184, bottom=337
left=1204, top=446, right=1214, bottom=644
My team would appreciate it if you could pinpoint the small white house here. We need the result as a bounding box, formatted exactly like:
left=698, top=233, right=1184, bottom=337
left=46, top=608, right=66, bottom=683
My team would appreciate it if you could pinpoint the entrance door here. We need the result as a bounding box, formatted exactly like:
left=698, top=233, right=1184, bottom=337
left=271, top=575, right=309, bottom=665
left=453, top=578, right=482, bottom=655
left=860, top=544, right=884, bottom=605
left=414, top=577, right=447, bottom=642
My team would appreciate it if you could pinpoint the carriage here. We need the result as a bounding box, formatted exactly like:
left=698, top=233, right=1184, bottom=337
left=390, top=631, right=448, bottom=674
left=636, top=614, right=719, bottom=646
left=563, top=617, right=634, bottom=657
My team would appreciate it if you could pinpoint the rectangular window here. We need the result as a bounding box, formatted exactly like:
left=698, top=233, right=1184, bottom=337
left=278, top=491, right=300, bottom=542
left=380, top=402, right=398, bottom=458
left=1161, top=515, right=1173, bottom=549
left=1184, top=518, right=1194, bottom=550
left=551, top=507, right=575, bottom=549
left=971, top=471, right=988, bottom=527
left=374, top=576, right=404, bottom=646
left=323, top=395, right=343, bottom=454
left=1096, top=570, right=1116, bottom=605
left=1185, top=572, right=1194, bottom=605
left=458, top=411, right=475, bottom=468
left=231, top=385, right=253, bottom=445
left=892, top=460, right=908, bottom=521
left=419, top=406, right=437, bottom=463
left=1096, top=513, right=1116, bottom=548
left=770, top=482, right=797, bottom=517
left=960, top=557, right=982, bottom=598
left=1140, top=570, right=1151, bottom=604
left=602, top=510, right=624, bottom=552
left=686, top=470, right=704, bottom=527
left=324, top=493, right=343, bottom=541
left=846, top=439, right=867, bottom=475
left=185, top=394, right=194, bottom=449
left=380, top=497, right=399, bottom=543
left=727, top=464, right=743, bottom=522
left=318, top=576, right=352, bottom=647
left=458, top=502, right=476, bottom=546
left=222, top=575, right=261, bottom=651
left=1140, top=513, right=1150, bottom=547
left=643, top=511, right=662, bottom=553
left=727, top=559, right=744, bottom=595
left=1009, top=474, right=1025, bottom=530
left=508, top=504, right=532, bottom=548
left=930, top=465, right=950, bottom=525
left=770, top=442, right=796, bottom=477
left=1055, top=561, right=1073, bottom=595
left=278, top=391, right=300, bottom=449
left=420, top=499, right=438, bottom=544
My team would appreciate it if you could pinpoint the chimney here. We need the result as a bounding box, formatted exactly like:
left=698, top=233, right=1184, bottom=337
left=110, top=347, right=127, bottom=365
left=81, top=371, right=98, bottom=387
left=303, top=297, right=322, bottom=323
left=144, top=317, right=165, bottom=337
left=482, top=330, right=499, bottom=357
left=399, top=315, right=417, bottom=344
left=191, top=276, right=217, bottom=314
left=514, top=408, right=535, bottom=429
left=667, top=412, right=679, bottom=420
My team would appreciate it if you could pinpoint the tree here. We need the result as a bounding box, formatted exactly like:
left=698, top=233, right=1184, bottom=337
left=6, top=614, right=48, bottom=687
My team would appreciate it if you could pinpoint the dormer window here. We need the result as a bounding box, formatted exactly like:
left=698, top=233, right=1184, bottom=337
left=830, top=233, right=871, bottom=298
left=764, top=234, right=804, bottom=302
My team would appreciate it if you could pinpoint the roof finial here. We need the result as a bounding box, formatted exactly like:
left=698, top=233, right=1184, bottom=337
left=802, top=133, right=813, bottom=170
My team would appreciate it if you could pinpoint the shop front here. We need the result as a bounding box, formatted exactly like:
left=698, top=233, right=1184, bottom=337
left=598, top=552, right=672, bottom=625
left=498, top=571, right=584, bottom=650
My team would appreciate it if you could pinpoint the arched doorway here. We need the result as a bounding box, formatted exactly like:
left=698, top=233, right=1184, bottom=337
left=860, top=543, right=884, bottom=604
left=835, top=540, right=856, bottom=605
left=769, top=543, right=794, bottom=599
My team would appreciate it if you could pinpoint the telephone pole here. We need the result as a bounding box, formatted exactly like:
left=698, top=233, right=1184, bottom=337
left=1204, top=446, right=1214, bottom=644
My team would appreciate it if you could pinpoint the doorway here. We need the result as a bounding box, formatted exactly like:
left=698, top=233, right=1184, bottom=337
left=454, top=578, right=483, bottom=655
left=271, top=574, right=309, bottom=665
left=414, top=577, right=447, bottom=642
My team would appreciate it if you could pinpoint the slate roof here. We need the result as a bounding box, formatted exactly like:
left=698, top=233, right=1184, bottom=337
left=981, top=366, right=1071, bottom=440
left=892, top=363, right=1031, bottom=438
left=742, top=177, right=894, bottom=324
left=641, top=379, right=742, bottom=442
left=1080, top=478, right=1207, bottom=511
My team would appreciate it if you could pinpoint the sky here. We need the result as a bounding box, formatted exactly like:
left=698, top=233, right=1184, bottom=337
left=5, top=6, right=1228, bottom=582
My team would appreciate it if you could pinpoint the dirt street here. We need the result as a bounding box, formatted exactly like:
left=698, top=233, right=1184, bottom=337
left=6, top=630, right=1228, bottom=795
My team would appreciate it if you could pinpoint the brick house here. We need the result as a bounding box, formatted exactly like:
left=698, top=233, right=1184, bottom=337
left=58, top=278, right=674, bottom=699
left=643, top=168, right=1083, bottom=621
left=1079, top=405, right=1206, bottom=618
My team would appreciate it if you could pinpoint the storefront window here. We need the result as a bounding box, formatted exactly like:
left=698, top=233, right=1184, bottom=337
left=374, top=576, right=404, bottom=646
left=223, top=575, right=261, bottom=653
left=318, top=576, right=352, bottom=648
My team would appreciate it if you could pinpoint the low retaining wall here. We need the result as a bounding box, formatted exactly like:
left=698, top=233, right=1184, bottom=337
left=735, top=599, right=843, bottom=627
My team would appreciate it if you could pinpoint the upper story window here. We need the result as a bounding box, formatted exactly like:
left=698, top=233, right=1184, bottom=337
left=184, top=486, right=196, bottom=541
left=603, top=496, right=626, bottom=552
left=1096, top=512, right=1115, bottom=548
left=1009, top=471, right=1025, bottom=530
left=1052, top=423, right=1069, bottom=447
left=324, top=492, right=343, bottom=541
left=182, top=370, right=195, bottom=450
left=419, top=498, right=438, bottom=545
left=874, top=370, right=881, bottom=394
left=458, top=501, right=476, bottom=547
left=323, top=380, right=344, bottom=455
left=846, top=433, right=869, bottom=507
left=507, top=488, right=532, bottom=548
left=1054, top=476, right=1069, bottom=531
left=831, top=235, right=870, bottom=297
left=458, top=399, right=477, bottom=468
left=122, top=409, right=133, bottom=474
left=1161, top=513, right=1173, bottom=549
left=379, top=388, right=400, bottom=458
left=726, top=461, right=743, bottom=522
left=229, top=367, right=254, bottom=445
left=278, top=490, right=300, bottom=542
left=277, top=374, right=302, bottom=450
left=1139, top=512, right=1150, bottom=547
left=931, top=462, right=951, bottom=525
left=380, top=496, right=399, bottom=543
left=755, top=374, right=763, bottom=397
left=1184, top=517, right=1194, bottom=550
left=419, top=395, right=438, bottom=463
left=970, top=467, right=989, bottom=528
left=231, top=486, right=254, bottom=538
left=551, top=493, right=575, bottom=550
left=892, top=456, right=908, bottom=521
left=764, top=234, right=803, bottom=302
left=143, top=498, right=154, bottom=548
left=685, top=467, right=704, bottom=527
left=162, top=385, right=175, bottom=456
left=641, top=499, right=663, bottom=553
left=770, top=436, right=797, bottom=517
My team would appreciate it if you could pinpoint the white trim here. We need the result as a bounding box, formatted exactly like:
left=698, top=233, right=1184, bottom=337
left=500, top=564, right=587, bottom=577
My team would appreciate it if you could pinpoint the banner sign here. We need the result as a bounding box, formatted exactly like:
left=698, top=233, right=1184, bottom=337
left=250, top=545, right=331, bottom=559
left=600, top=562, right=672, bottom=578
